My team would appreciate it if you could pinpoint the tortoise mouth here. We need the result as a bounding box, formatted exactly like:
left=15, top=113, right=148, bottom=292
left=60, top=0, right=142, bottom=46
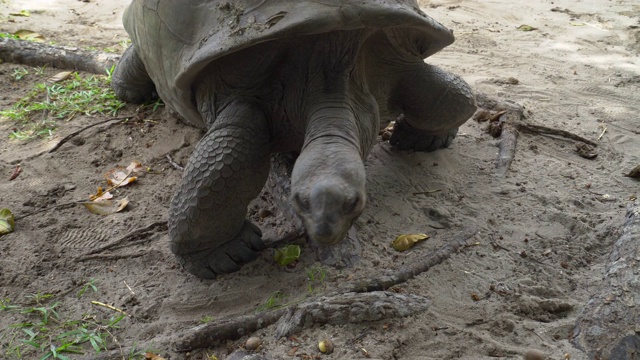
left=306, top=223, right=351, bottom=246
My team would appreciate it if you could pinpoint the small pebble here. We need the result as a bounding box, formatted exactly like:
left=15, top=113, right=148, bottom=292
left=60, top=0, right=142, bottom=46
left=524, top=349, right=545, bottom=360
left=245, top=336, right=262, bottom=350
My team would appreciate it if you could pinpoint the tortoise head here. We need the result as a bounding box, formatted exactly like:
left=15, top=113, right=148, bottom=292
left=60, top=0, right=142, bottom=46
left=291, top=144, right=366, bottom=246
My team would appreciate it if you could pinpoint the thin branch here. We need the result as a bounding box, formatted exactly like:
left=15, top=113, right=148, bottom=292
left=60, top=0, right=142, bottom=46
left=14, top=201, right=80, bottom=221
left=76, top=221, right=167, bottom=259
left=48, top=117, right=129, bottom=153
left=514, top=122, right=598, bottom=147
left=340, top=226, right=478, bottom=293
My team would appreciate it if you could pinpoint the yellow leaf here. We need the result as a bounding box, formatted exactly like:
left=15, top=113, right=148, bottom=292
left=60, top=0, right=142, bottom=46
left=516, top=24, right=538, bottom=31
left=392, top=233, right=430, bottom=252
left=144, top=352, right=167, bottom=360
left=82, top=198, right=129, bottom=215
left=14, top=29, right=44, bottom=42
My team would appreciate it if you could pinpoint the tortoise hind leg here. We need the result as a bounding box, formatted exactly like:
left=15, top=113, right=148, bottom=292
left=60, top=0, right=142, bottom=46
left=111, top=46, right=157, bottom=103
left=169, top=101, right=270, bottom=278
left=389, top=63, right=476, bottom=152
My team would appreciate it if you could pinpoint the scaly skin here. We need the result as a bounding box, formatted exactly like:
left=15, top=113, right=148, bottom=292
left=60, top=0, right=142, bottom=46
left=168, top=102, right=270, bottom=278
left=111, top=46, right=156, bottom=104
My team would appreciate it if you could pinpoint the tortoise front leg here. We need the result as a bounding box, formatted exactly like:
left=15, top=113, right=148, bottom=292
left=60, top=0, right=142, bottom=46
left=169, top=102, right=270, bottom=278
left=389, top=63, right=476, bottom=152
left=111, top=46, right=156, bottom=103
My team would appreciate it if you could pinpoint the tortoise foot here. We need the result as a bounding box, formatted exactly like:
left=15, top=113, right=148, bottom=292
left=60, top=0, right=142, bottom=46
left=175, top=221, right=265, bottom=279
left=389, top=117, right=458, bottom=152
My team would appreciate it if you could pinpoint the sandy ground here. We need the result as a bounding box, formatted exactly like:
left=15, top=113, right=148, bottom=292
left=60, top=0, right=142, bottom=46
left=1, top=0, right=639, bottom=359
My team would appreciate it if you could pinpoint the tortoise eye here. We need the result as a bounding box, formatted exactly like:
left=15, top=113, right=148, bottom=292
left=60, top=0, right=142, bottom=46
left=343, top=196, right=360, bottom=214
left=293, top=193, right=310, bottom=213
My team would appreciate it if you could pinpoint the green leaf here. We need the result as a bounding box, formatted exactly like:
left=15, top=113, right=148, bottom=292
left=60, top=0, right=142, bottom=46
left=9, top=10, right=31, bottom=17
left=22, top=339, right=42, bottom=349
left=273, top=245, right=301, bottom=266
left=516, top=24, right=539, bottom=31
left=108, top=314, right=126, bottom=327
left=0, top=208, right=15, bottom=236
left=89, top=337, right=101, bottom=353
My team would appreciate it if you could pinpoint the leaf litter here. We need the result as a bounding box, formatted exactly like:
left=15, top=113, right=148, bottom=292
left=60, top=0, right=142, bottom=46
left=0, top=209, right=16, bottom=236
left=84, top=161, right=147, bottom=215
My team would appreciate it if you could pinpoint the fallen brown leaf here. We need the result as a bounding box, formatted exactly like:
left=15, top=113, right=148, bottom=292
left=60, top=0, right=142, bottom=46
left=82, top=197, right=129, bottom=215
left=105, top=169, right=137, bottom=187
left=144, top=352, right=167, bottom=360
left=46, top=71, right=73, bottom=83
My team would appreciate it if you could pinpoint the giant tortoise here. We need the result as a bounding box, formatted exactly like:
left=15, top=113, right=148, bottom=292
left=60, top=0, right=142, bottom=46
left=112, top=0, right=476, bottom=278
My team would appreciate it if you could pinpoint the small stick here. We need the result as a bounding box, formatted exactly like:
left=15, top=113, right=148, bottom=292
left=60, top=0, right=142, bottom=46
left=48, top=117, right=129, bottom=153
left=166, top=154, right=184, bottom=171
left=496, top=120, right=519, bottom=177
left=123, top=281, right=135, bottom=295
left=77, top=252, right=147, bottom=262
left=412, top=189, right=442, bottom=196
left=597, top=126, right=607, bottom=141
left=91, top=301, right=128, bottom=316
left=14, top=201, right=80, bottom=220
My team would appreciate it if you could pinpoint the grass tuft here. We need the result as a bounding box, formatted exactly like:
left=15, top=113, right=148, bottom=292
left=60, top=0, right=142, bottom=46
left=0, top=281, right=145, bottom=360
left=1, top=69, right=125, bottom=140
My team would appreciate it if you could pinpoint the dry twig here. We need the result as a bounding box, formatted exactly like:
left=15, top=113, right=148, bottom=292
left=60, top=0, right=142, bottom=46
left=76, top=221, right=167, bottom=260
left=49, top=117, right=129, bottom=153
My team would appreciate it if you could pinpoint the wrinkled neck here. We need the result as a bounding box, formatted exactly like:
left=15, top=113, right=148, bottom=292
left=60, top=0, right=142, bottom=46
left=292, top=100, right=366, bottom=197
left=302, top=100, right=364, bottom=159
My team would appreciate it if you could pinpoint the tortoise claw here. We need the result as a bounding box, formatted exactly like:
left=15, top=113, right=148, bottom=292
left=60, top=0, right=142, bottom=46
left=389, top=118, right=458, bottom=152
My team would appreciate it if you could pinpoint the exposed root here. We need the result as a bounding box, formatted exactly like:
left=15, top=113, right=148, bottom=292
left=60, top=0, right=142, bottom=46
left=173, top=227, right=475, bottom=352
left=0, top=38, right=119, bottom=74
left=573, top=200, right=640, bottom=359
left=514, top=122, right=598, bottom=147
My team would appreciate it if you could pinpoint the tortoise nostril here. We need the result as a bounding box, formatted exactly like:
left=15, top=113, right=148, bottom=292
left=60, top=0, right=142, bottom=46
left=314, top=222, right=333, bottom=238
